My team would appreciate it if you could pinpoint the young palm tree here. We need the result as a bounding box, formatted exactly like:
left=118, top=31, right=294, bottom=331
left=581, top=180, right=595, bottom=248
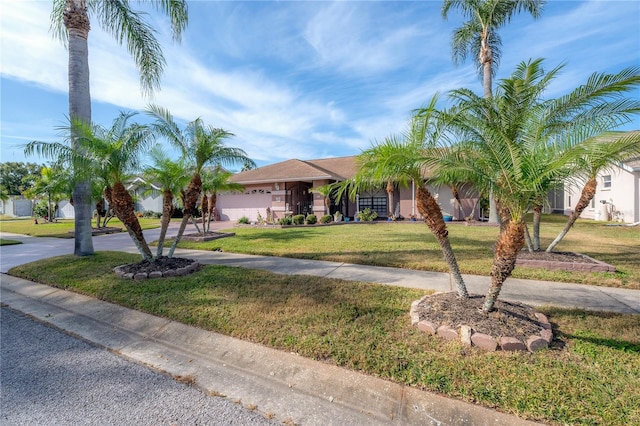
left=143, top=145, right=190, bottom=257
left=25, top=112, right=156, bottom=260
left=442, top=0, right=545, bottom=224
left=201, top=169, right=244, bottom=233
left=346, top=96, right=469, bottom=299
left=147, top=105, right=255, bottom=257
left=443, top=59, right=640, bottom=312
left=50, top=0, right=188, bottom=256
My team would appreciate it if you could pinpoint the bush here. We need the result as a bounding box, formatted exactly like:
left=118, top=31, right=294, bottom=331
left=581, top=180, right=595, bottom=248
left=142, top=210, right=162, bottom=218
left=237, top=216, right=250, bottom=224
left=33, top=201, right=49, bottom=219
left=320, top=214, right=333, bottom=224
left=292, top=214, right=305, bottom=225
left=305, top=214, right=317, bottom=225
left=278, top=216, right=293, bottom=225
left=359, top=208, right=378, bottom=222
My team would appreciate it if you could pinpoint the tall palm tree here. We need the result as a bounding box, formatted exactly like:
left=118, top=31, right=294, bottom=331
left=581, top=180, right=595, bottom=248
left=346, top=96, right=469, bottom=299
left=443, top=59, right=640, bottom=312
left=442, top=0, right=545, bottom=224
left=50, top=0, right=188, bottom=256
left=201, top=169, right=244, bottom=233
left=143, top=145, right=190, bottom=257
left=147, top=105, right=255, bottom=257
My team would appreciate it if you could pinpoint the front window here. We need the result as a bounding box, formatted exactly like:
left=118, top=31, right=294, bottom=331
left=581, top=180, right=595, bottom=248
left=603, top=175, right=612, bottom=189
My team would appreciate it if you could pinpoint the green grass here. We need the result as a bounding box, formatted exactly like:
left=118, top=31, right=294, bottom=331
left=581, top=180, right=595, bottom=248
left=9, top=251, right=640, bottom=426
left=176, top=214, right=640, bottom=289
left=0, top=238, right=22, bottom=246
left=0, top=218, right=161, bottom=238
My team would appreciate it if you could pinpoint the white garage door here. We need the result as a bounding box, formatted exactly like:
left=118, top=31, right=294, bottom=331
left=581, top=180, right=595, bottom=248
left=217, top=193, right=272, bottom=222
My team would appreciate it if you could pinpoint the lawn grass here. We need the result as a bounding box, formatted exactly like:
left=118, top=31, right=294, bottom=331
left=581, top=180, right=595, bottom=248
left=0, top=218, right=161, bottom=238
left=9, top=251, right=640, bottom=426
left=176, top=214, right=640, bottom=289
left=0, top=238, right=22, bottom=246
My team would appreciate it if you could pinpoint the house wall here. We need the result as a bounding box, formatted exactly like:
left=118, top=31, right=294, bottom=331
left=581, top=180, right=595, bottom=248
left=0, top=197, right=34, bottom=217
left=217, top=184, right=273, bottom=222
left=564, top=166, right=639, bottom=223
left=134, top=188, right=163, bottom=213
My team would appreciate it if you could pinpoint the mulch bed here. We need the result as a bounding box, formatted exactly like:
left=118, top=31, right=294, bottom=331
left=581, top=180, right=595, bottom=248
left=116, top=257, right=196, bottom=276
left=517, top=250, right=595, bottom=264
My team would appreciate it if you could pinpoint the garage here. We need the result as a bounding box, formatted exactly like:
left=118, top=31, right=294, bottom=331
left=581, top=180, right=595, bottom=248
left=216, top=192, right=272, bottom=222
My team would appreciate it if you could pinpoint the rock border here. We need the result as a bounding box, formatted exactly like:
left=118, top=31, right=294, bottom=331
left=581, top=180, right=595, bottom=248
left=410, top=295, right=553, bottom=353
left=114, top=260, right=200, bottom=280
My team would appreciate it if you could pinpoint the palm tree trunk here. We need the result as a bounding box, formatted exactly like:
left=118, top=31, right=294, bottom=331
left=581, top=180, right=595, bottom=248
left=546, top=177, right=597, bottom=253
left=168, top=173, right=202, bottom=258
left=524, top=223, right=533, bottom=253
left=111, top=182, right=153, bottom=260
left=201, top=194, right=209, bottom=233
left=156, top=189, right=174, bottom=258
left=208, top=193, right=216, bottom=226
left=532, top=203, right=543, bottom=251
left=416, top=186, right=468, bottom=299
left=483, top=220, right=525, bottom=313
left=66, top=0, right=94, bottom=256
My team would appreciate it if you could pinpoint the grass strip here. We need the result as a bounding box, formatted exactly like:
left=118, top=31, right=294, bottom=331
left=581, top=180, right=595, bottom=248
left=10, top=252, right=640, bottom=425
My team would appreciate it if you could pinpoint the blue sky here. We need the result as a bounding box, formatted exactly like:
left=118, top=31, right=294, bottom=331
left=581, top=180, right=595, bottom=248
left=1, top=0, right=639, bottom=169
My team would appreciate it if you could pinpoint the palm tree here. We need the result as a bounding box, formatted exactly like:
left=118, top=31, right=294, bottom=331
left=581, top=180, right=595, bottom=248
left=147, top=105, right=255, bottom=257
left=346, top=96, right=469, bottom=299
left=25, top=112, right=156, bottom=260
left=23, top=165, right=70, bottom=222
left=442, top=0, right=545, bottom=224
left=50, top=0, right=188, bottom=256
left=443, top=59, right=640, bottom=312
left=143, top=145, right=190, bottom=257
left=201, top=169, right=244, bottom=233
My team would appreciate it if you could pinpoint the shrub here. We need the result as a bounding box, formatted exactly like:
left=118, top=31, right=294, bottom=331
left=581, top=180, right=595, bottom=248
left=142, top=210, right=162, bottom=218
left=305, top=214, right=317, bottom=225
left=237, top=216, right=250, bottom=224
left=278, top=216, right=293, bottom=225
left=292, top=214, right=305, bottom=225
left=320, top=214, right=333, bottom=224
left=33, top=201, right=49, bottom=219
left=359, top=208, right=378, bottom=222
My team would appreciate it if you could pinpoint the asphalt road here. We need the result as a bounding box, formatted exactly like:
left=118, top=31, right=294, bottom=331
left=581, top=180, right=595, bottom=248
left=0, top=307, right=279, bottom=426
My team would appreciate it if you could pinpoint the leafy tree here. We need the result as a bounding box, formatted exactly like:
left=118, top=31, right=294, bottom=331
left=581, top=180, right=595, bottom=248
left=143, top=145, right=190, bottom=257
left=147, top=105, right=255, bottom=257
left=201, top=168, right=244, bottom=233
left=442, top=0, right=545, bottom=224
left=342, top=96, right=469, bottom=299
left=50, top=0, right=188, bottom=256
left=442, top=59, right=640, bottom=312
left=0, top=162, right=42, bottom=195
left=23, top=165, right=72, bottom=222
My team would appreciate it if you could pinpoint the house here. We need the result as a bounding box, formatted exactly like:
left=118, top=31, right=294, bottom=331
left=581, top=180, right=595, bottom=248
left=0, top=196, right=33, bottom=217
left=216, top=155, right=480, bottom=223
left=562, top=158, right=640, bottom=223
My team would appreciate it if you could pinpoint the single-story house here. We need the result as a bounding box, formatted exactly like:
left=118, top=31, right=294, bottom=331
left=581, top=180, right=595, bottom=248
left=0, top=196, right=33, bottom=217
left=561, top=158, right=640, bottom=223
left=216, top=156, right=479, bottom=223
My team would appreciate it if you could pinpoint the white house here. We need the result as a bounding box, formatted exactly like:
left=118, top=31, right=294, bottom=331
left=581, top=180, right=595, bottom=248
left=563, top=158, right=640, bottom=224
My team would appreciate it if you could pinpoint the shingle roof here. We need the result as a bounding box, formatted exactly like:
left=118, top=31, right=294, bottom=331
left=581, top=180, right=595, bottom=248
left=231, top=156, right=358, bottom=184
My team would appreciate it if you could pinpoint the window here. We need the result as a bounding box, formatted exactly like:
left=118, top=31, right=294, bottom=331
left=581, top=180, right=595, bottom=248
left=568, top=196, right=571, bottom=207
left=603, top=175, right=612, bottom=189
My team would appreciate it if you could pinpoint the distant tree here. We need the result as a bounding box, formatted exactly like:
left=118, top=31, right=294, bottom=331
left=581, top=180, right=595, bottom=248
left=0, top=162, right=42, bottom=195
left=23, top=165, right=71, bottom=221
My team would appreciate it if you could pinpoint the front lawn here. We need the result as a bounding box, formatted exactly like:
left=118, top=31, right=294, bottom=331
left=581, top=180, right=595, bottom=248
left=176, top=214, right=640, bottom=289
left=9, top=251, right=640, bottom=426
left=0, top=238, right=22, bottom=246
left=0, top=218, right=161, bottom=238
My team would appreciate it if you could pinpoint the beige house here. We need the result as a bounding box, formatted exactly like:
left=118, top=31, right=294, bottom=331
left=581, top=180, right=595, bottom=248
left=563, top=158, right=640, bottom=224
left=216, top=156, right=479, bottom=223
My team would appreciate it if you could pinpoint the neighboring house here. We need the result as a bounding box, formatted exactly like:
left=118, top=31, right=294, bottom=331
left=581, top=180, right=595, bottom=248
left=0, top=196, right=33, bottom=217
left=562, top=159, right=640, bottom=224
left=127, top=177, right=164, bottom=213
left=217, top=155, right=480, bottom=223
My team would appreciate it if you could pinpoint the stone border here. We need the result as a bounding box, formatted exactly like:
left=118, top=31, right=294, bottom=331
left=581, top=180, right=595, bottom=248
left=410, top=295, right=553, bottom=353
left=114, top=260, right=200, bottom=280
left=516, top=252, right=616, bottom=273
